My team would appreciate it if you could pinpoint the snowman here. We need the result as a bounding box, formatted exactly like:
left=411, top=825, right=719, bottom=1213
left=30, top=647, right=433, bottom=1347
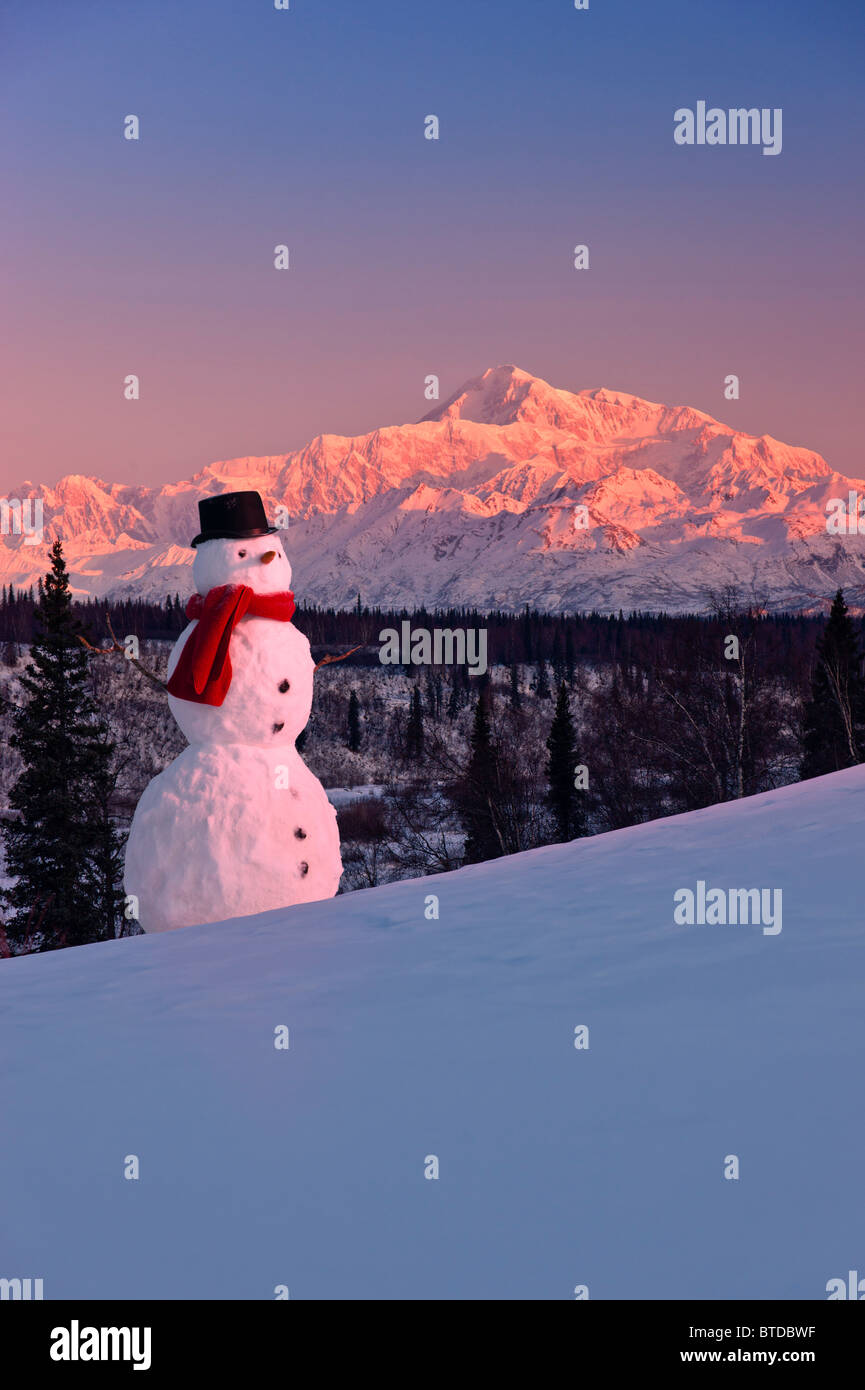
left=124, top=491, right=342, bottom=932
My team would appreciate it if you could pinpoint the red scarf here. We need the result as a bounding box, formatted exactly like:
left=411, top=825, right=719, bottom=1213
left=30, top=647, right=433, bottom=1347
left=166, top=584, right=296, bottom=707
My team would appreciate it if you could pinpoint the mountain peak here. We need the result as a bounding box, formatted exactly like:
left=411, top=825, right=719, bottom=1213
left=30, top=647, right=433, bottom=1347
left=421, top=364, right=584, bottom=428
left=420, top=366, right=686, bottom=436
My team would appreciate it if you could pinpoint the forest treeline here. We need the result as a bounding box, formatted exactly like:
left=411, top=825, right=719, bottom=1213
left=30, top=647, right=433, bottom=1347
left=0, top=582, right=844, bottom=679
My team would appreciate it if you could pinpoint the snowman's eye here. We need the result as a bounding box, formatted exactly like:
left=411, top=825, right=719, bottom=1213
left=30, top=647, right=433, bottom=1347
left=238, top=549, right=247, bottom=558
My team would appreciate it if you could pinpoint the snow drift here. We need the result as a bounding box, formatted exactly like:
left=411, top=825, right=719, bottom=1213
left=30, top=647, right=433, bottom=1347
left=1, top=765, right=864, bottom=1298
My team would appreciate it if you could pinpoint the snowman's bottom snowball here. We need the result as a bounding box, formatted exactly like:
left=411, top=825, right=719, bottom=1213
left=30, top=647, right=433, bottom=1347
left=124, top=744, right=342, bottom=933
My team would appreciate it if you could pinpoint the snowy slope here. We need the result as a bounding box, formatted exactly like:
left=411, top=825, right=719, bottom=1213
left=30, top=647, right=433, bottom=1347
left=3, top=365, right=864, bottom=614
left=1, top=767, right=864, bottom=1299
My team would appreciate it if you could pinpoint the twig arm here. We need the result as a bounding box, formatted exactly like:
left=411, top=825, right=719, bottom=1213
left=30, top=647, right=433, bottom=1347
left=78, top=614, right=167, bottom=691
left=313, top=643, right=367, bottom=672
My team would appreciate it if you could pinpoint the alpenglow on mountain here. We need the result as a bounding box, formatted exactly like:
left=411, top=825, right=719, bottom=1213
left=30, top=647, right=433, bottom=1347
left=4, top=365, right=864, bottom=613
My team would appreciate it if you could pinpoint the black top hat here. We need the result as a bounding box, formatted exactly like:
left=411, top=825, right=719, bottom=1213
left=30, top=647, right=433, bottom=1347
left=191, top=491, right=279, bottom=547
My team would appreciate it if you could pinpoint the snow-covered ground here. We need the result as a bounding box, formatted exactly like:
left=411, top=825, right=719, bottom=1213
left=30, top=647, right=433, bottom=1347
left=326, top=783, right=384, bottom=808
left=1, top=767, right=863, bottom=1299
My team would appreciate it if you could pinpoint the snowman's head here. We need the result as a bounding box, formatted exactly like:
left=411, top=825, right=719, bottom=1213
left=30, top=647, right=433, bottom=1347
left=192, top=533, right=293, bottom=597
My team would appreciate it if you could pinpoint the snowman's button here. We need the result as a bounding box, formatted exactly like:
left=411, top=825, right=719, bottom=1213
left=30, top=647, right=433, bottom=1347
left=278, top=679, right=290, bottom=693
left=273, top=721, right=285, bottom=734
left=299, top=861, right=309, bottom=876
left=294, top=828, right=307, bottom=839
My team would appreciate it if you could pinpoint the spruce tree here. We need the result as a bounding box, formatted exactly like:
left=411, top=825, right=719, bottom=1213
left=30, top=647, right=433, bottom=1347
left=85, top=752, right=127, bottom=943
left=347, top=689, right=362, bottom=752
left=405, top=685, right=424, bottom=761
left=551, top=628, right=564, bottom=684
left=446, top=678, right=460, bottom=720
left=459, top=690, right=502, bottom=864
left=535, top=657, right=551, bottom=700
left=546, top=682, right=585, bottom=842
left=800, top=589, right=865, bottom=779
left=1, top=541, right=125, bottom=951
left=509, top=662, right=521, bottom=711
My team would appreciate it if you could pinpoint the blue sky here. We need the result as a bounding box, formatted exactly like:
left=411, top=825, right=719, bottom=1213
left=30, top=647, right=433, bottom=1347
left=1, top=0, right=863, bottom=486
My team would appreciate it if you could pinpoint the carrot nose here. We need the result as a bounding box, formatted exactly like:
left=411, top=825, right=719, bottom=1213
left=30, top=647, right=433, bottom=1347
left=260, top=551, right=277, bottom=564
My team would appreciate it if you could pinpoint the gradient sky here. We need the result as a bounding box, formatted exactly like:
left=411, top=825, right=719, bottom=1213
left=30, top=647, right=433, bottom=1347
left=1, top=0, right=863, bottom=491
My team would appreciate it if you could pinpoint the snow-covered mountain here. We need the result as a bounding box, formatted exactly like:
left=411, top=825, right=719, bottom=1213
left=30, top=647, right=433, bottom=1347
left=3, top=365, right=864, bottom=613
left=3, top=765, right=863, bottom=1297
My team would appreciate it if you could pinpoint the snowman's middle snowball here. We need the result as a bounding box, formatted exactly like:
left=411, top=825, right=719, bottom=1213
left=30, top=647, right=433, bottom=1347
left=167, top=615, right=315, bottom=747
